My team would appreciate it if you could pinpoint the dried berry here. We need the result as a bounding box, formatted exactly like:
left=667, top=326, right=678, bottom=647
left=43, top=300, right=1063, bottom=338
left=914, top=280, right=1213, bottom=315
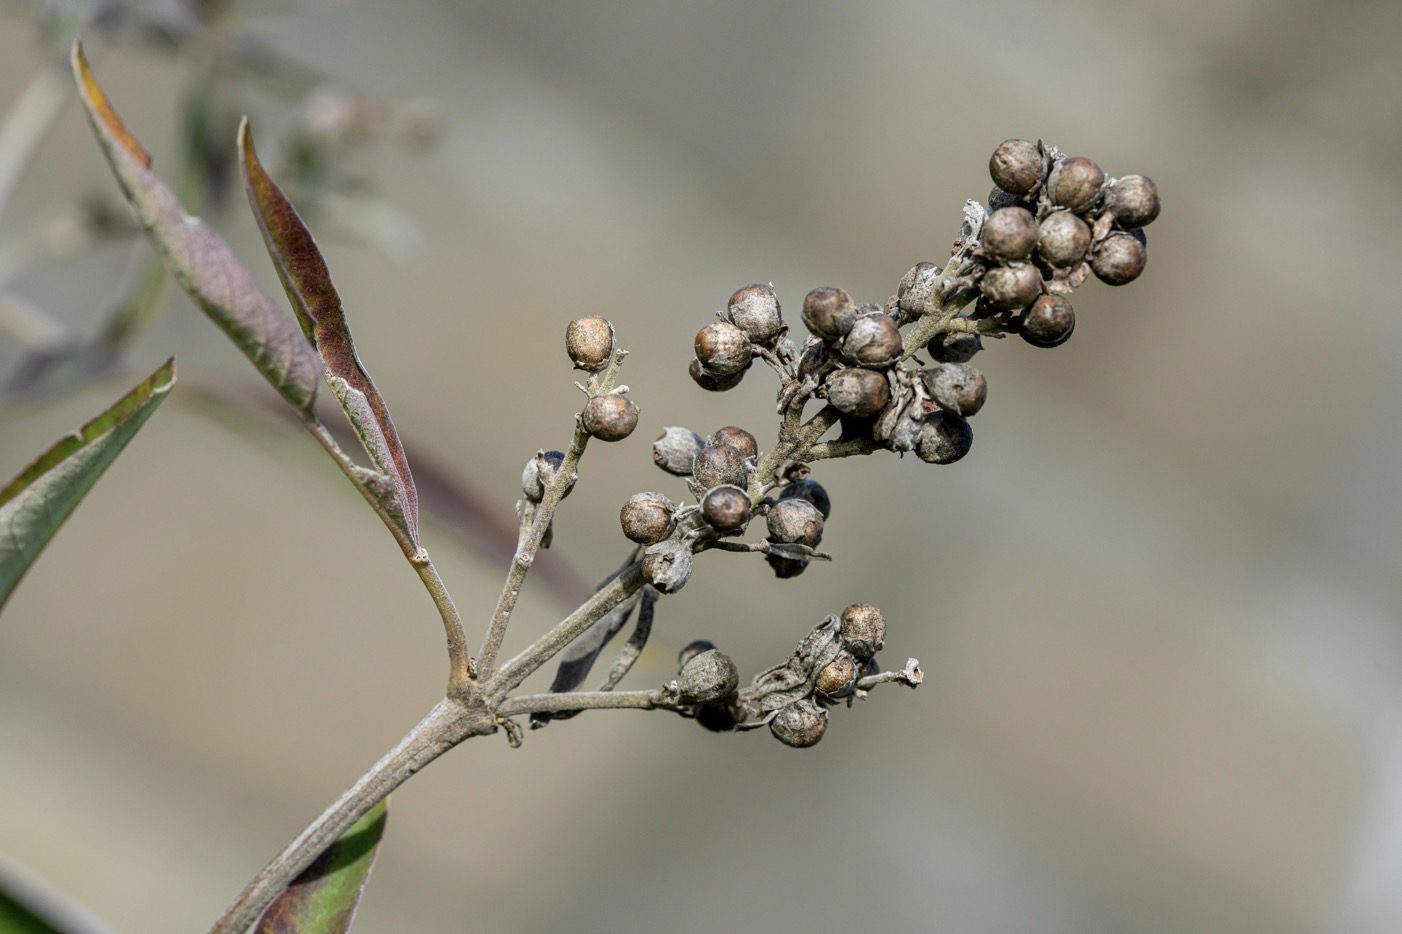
left=653, top=427, right=706, bottom=476
left=979, top=263, right=1042, bottom=309
left=1047, top=156, right=1105, bottom=214
left=765, top=554, right=809, bottom=579
left=642, top=540, right=693, bottom=594
left=777, top=478, right=831, bottom=520
left=564, top=315, right=615, bottom=371
left=824, top=367, right=891, bottom=418
left=520, top=450, right=572, bottom=503
left=988, top=139, right=1044, bottom=196
left=840, top=312, right=903, bottom=368
left=1104, top=174, right=1160, bottom=227
left=814, top=653, right=858, bottom=698
left=694, top=321, right=752, bottom=376
left=692, top=442, right=749, bottom=490
left=678, top=640, right=718, bottom=669
left=701, top=484, right=751, bottom=532
left=925, top=362, right=987, bottom=417
left=897, top=262, right=940, bottom=317
left=925, top=329, right=982, bottom=363
left=677, top=649, right=739, bottom=704
left=710, top=426, right=758, bottom=462
left=769, top=699, right=827, bottom=748
left=839, top=603, right=886, bottom=659
left=1037, top=211, right=1092, bottom=267
left=801, top=286, right=858, bottom=342
left=688, top=358, right=747, bottom=392
left=981, top=207, right=1037, bottom=262
left=1020, top=294, right=1076, bottom=348
left=581, top=393, right=638, bottom=442
left=766, top=498, right=824, bottom=547
left=796, top=339, right=830, bottom=383
left=695, top=701, right=741, bottom=732
left=1090, top=230, right=1147, bottom=285
left=915, top=412, right=973, bottom=464
left=726, top=283, right=783, bottom=345
left=619, top=492, right=676, bottom=545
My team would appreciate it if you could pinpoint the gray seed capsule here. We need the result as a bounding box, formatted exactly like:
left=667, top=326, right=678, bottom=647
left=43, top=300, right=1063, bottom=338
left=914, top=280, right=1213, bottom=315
left=981, top=207, right=1038, bottom=262
left=677, top=649, right=739, bottom=704
left=897, top=262, right=940, bottom=316
left=521, top=450, right=571, bottom=503
left=726, top=283, right=784, bottom=345
left=839, top=603, right=887, bottom=660
left=678, top=639, right=718, bottom=670
left=979, top=264, right=1043, bottom=309
left=565, top=315, right=615, bottom=371
left=1104, top=174, right=1160, bottom=227
left=769, top=699, right=827, bottom=748
left=692, top=443, right=749, bottom=490
left=840, top=313, right=903, bottom=368
left=1037, top=211, right=1092, bottom=267
left=619, top=492, right=676, bottom=544
left=766, top=498, right=824, bottom=547
left=925, top=363, right=987, bottom=417
left=825, top=367, right=891, bottom=418
left=694, top=321, right=752, bottom=376
left=988, top=138, right=1044, bottom=196
left=642, top=540, right=693, bottom=594
left=653, top=427, right=706, bottom=476
left=581, top=394, right=638, bottom=442
left=915, top=412, right=973, bottom=464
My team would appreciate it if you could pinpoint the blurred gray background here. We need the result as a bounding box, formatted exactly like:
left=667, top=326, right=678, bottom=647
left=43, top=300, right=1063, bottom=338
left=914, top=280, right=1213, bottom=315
left=3, top=1, right=1401, bottom=931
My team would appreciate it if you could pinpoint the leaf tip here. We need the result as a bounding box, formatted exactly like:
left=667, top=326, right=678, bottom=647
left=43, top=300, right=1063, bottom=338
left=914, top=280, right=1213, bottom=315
left=70, top=40, right=152, bottom=170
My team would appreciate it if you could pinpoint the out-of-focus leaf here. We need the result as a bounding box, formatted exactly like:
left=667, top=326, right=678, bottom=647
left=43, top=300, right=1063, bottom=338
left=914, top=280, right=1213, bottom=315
left=0, top=357, right=174, bottom=612
left=254, top=798, right=388, bottom=934
left=70, top=42, right=320, bottom=412
left=239, top=120, right=419, bottom=549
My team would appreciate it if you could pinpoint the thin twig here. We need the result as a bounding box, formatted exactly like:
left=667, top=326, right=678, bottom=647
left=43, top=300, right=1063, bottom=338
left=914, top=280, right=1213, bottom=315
left=598, top=586, right=658, bottom=691
left=499, top=689, right=675, bottom=718
left=805, top=437, right=881, bottom=461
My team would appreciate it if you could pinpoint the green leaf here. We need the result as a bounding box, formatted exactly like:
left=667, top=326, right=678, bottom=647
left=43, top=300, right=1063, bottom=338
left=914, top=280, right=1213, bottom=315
left=0, top=358, right=175, bottom=612
left=70, top=42, right=320, bottom=413
left=239, top=121, right=420, bottom=550
left=254, top=798, right=388, bottom=934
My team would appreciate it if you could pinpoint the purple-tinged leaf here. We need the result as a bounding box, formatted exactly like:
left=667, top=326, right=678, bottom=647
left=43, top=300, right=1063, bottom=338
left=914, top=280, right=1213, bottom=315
left=70, top=42, right=320, bottom=413
left=254, top=798, right=387, bottom=934
left=1, top=358, right=175, bottom=612
left=239, top=121, right=419, bottom=549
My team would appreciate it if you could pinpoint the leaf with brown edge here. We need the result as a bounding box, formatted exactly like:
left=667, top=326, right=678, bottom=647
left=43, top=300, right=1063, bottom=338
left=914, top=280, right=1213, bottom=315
left=70, top=42, right=320, bottom=413
left=240, top=119, right=420, bottom=547
left=1, top=358, right=175, bottom=612
left=254, top=798, right=387, bottom=934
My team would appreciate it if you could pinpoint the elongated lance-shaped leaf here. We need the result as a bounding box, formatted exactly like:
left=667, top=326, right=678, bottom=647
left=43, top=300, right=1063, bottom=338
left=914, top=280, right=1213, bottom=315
left=70, top=43, right=320, bottom=413
left=254, top=798, right=388, bottom=934
left=239, top=120, right=419, bottom=546
left=0, top=358, right=175, bottom=612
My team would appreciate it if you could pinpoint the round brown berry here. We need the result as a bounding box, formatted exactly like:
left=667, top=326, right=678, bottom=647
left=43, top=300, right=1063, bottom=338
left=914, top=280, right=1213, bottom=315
left=916, top=412, right=973, bottom=464
left=897, top=262, right=940, bottom=317
left=839, top=603, right=887, bottom=659
left=777, top=478, right=831, bottom=520
left=1047, top=156, right=1105, bottom=213
left=1037, top=211, right=1092, bottom=267
left=1104, top=174, right=1160, bottom=227
left=766, top=498, right=824, bottom=547
left=565, top=315, right=615, bottom=371
left=988, top=139, right=1044, bottom=196
left=688, top=358, right=746, bottom=392
left=710, top=425, right=758, bottom=462
left=801, top=286, right=858, bottom=342
left=1020, top=294, right=1075, bottom=348
left=694, top=321, right=752, bottom=376
left=581, top=393, right=638, bottom=442
left=979, top=263, right=1042, bottom=309
left=825, top=367, right=891, bottom=418
left=726, top=284, right=783, bottom=345
left=653, top=427, right=705, bottom=476
left=619, top=492, right=676, bottom=545
left=520, top=450, right=571, bottom=503
left=1091, top=230, right=1147, bottom=285
left=701, top=484, right=751, bottom=532
left=840, top=313, right=903, bottom=368
left=769, top=699, right=827, bottom=748
left=815, top=653, right=858, bottom=698
left=642, top=540, right=693, bottom=594
left=925, top=362, right=987, bottom=417
left=692, top=442, right=749, bottom=490
left=926, top=329, right=982, bottom=363
left=677, top=649, right=739, bottom=704
left=981, top=207, right=1037, bottom=262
